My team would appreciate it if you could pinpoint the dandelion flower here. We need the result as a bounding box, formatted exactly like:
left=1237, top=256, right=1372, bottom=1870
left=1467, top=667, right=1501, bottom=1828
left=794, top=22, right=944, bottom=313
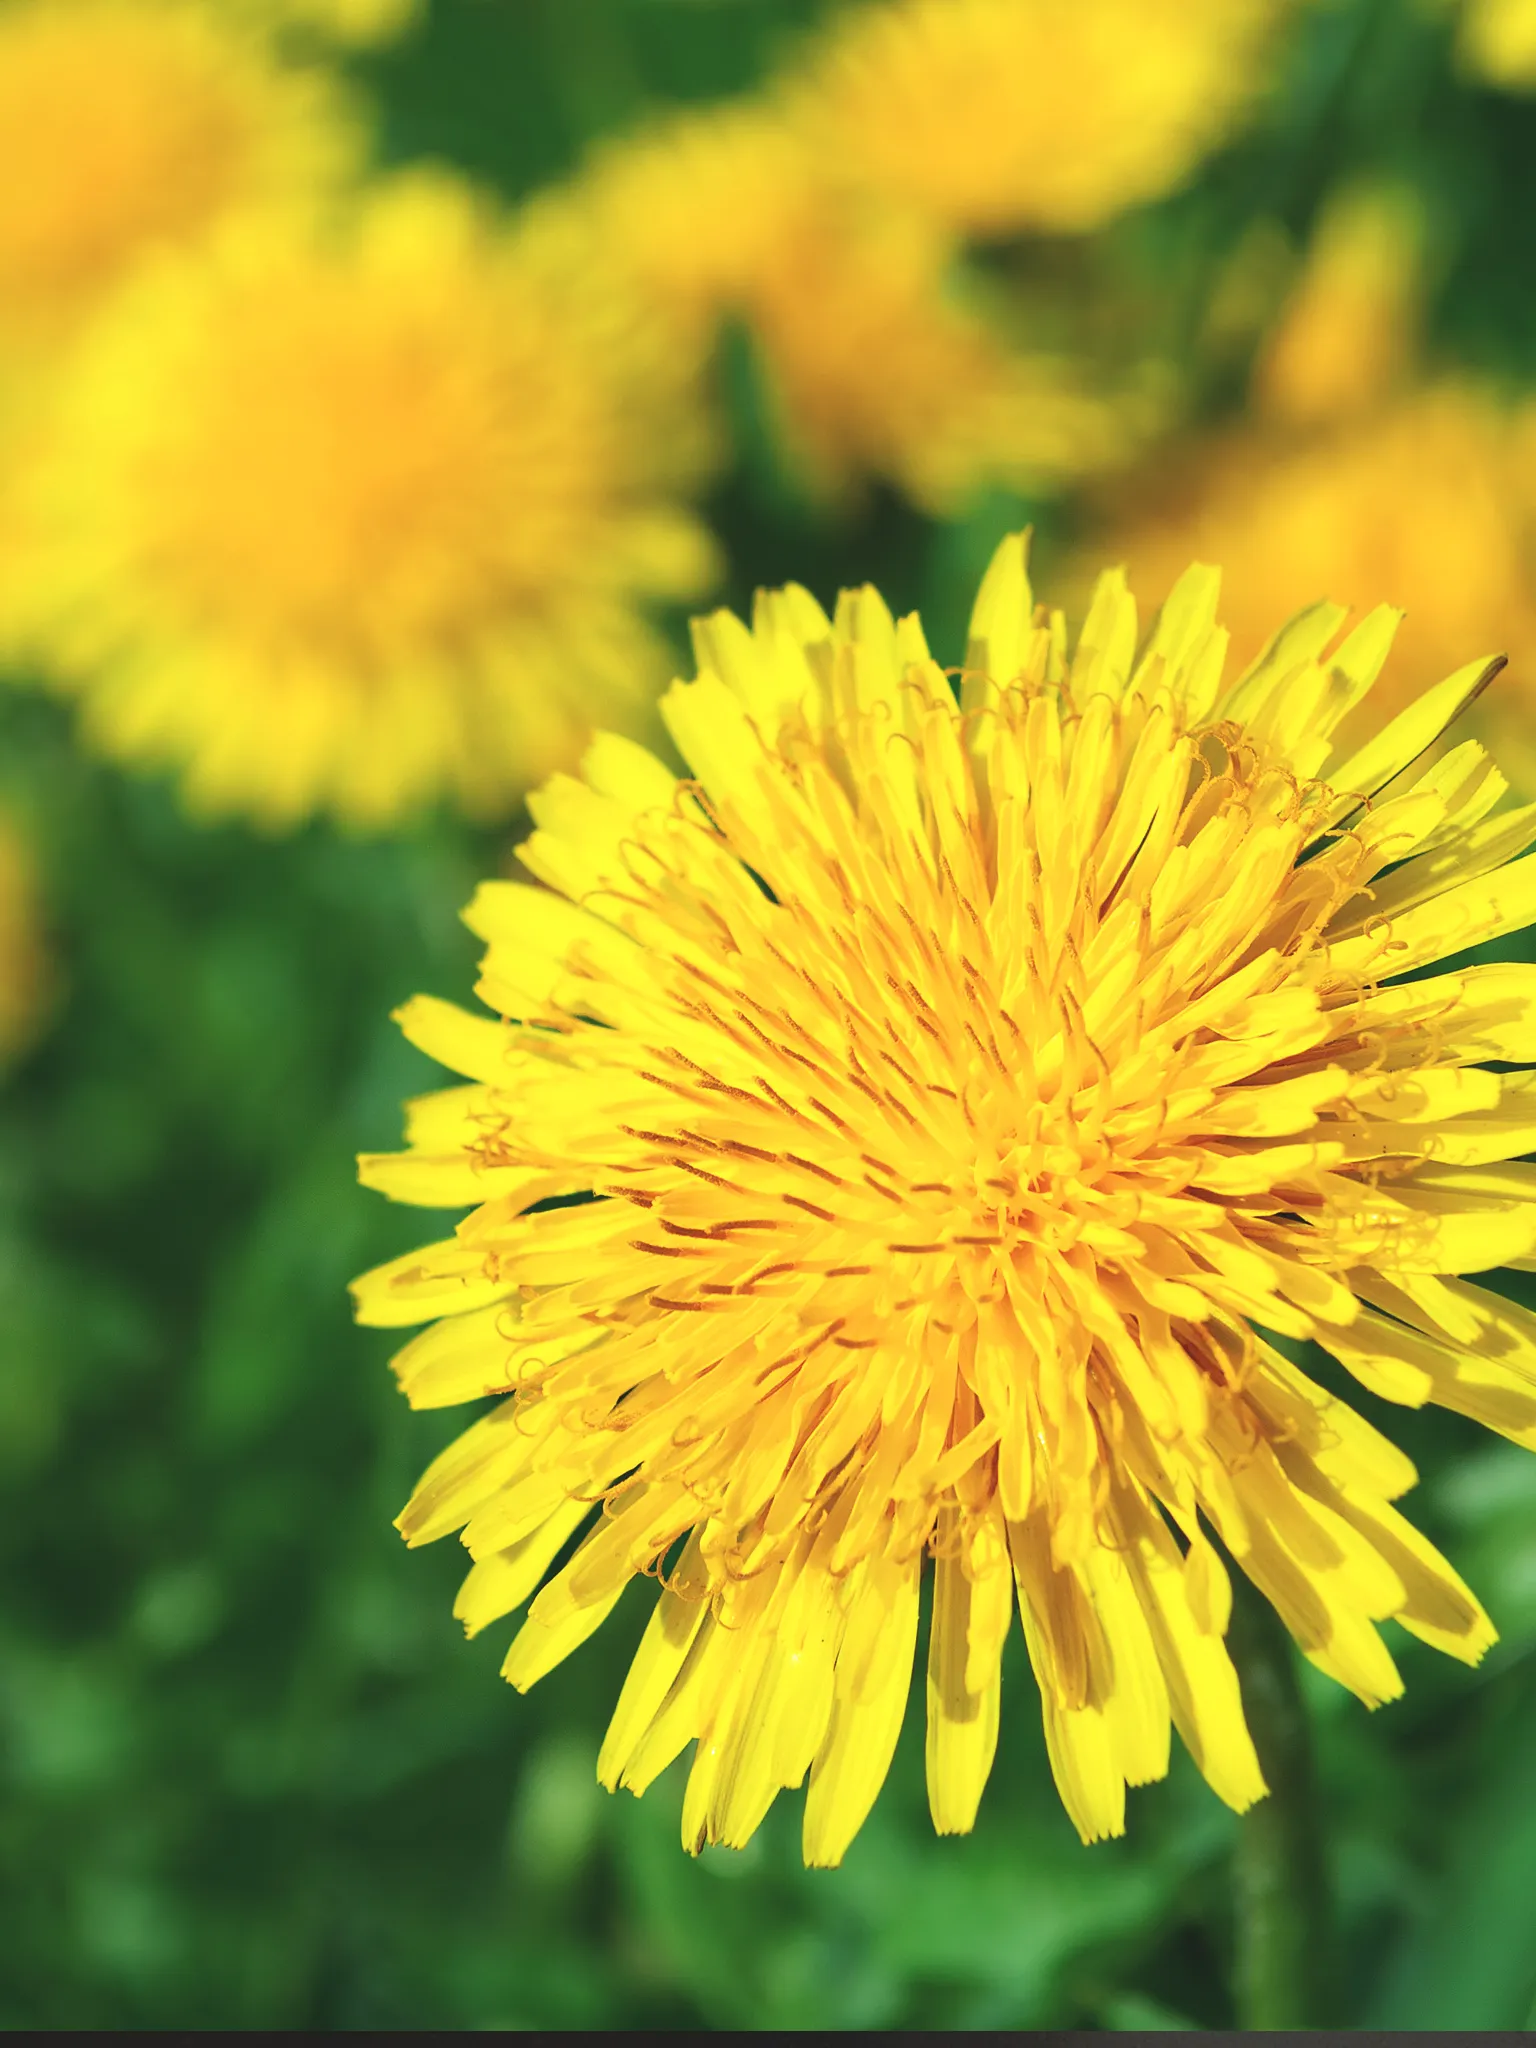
left=1252, top=185, right=1426, bottom=427
left=568, top=105, right=1133, bottom=510
left=0, top=0, right=358, bottom=350
left=7, top=175, right=717, bottom=829
left=1459, top=0, right=1536, bottom=87
left=790, top=0, right=1287, bottom=238
left=355, top=532, right=1536, bottom=1861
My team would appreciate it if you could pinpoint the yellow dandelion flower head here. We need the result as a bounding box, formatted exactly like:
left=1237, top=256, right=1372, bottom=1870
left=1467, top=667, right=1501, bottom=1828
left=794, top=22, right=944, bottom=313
left=0, top=0, right=361, bottom=346
left=1252, top=184, right=1426, bottom=427
left=789, top=0, right=1288, bottom=238
left=571, top=105, right=1133, bottom=510
left=1100, top=387, right=1536, bottom=724
left=1459, top=0, right=1536, bottom=87
left=356, top=531, right=1536, bottom=1863
left=0, top=811, right=51, bottom=1063
left=9, top=173, right=719, bottom=829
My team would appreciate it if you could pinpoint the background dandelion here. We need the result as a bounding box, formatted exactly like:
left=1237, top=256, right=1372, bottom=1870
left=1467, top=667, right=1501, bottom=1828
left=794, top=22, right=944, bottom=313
left=559, top=103, right=1140, bottom=511
left=1458, top=0, right=1536, bottom=85
left=788, top=0, right=1290, bottom=238
left=6, top=173, right=717, bottom=827
left=6, top=0, right=1536, bottom=2033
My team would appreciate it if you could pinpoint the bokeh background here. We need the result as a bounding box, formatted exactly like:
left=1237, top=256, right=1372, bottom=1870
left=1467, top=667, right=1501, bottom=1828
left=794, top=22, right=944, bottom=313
left=4, top=0, right=1536, bottom=2029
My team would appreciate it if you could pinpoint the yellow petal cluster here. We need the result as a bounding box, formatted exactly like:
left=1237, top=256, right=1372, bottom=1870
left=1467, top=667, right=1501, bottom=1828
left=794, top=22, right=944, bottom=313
left=790, top=0, right=1288, bottom=237
left=0, top=0, right=359, bottom=352
left=1090, top=387, right=1536, bottom=743
left=1459, top=0, right=1536, bottom=86
left=564, top=105, right=1133, bottom=511
left=220, top=0, right=420, bottom=48
left=355, top=534, right=1536, bottom=1861
left=4, top=175, right=718, bottom=829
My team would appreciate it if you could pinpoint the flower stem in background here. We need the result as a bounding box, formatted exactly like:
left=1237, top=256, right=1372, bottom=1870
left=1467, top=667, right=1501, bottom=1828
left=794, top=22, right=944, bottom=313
left=1229, top=1577, right=1333, bottom=2030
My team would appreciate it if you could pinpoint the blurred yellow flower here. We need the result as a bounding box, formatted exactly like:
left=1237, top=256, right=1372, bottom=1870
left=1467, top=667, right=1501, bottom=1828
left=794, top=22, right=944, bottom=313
left=743, top=203, right=1136, bottom=511
left=0, top=0, right=359, bottom=350
left=1459, top=0, right=1536, bottom=85
left=1252, top=185, right=1425, bottom=426
left=0, top=812, right=51, bottom=1064
left=572, top=106, right=813, bottom=354
left=568, top=105, right=1133, bottom=511
left=226, top=0, right=420, bottom=47
left=358, top=533, right=1536, bottom=1861
left=1088, top=387, right=1536, bottom=734
left=790, top=0, right=1287, bottom=238
left=6, top=175, right=718, bottom=829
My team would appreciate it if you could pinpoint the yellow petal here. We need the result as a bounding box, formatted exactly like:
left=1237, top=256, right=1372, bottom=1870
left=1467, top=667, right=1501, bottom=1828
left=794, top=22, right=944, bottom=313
left=1320, top=654, right=1506, bottom=830
left=1318, top=1300, right=1536, bottom=1444
left=393, top=993, right=513, bottom=1083
left=964, top=528, right=1035, bottom=685
left=925, top=1527, right=1008, bottom=1834
left=1118, top=1487, right=1266, bottom=1814
left=599, top=1535, right=711, bottom=1790
left=387, top=1303, right=594, bottom=1411
left=1068, top=565, right=1137, bottom=709
left=501, top=1578, right=629, bottom=1691
left=803, top=1548, right=920, bottom=1868
left=454, top=1496, right=592, bottom=1636
left=351, top=1238, right=514, bottom=1327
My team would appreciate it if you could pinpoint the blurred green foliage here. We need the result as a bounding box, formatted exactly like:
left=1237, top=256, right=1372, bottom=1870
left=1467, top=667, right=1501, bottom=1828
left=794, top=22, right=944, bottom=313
left=5, top=0, right=1536, bottom=2029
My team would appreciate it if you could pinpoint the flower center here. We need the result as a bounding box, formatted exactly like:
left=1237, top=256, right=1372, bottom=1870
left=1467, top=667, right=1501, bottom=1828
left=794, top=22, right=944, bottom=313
left=130, top=267, right=609, bottom=658
left=585, top=694, right=1340, bottom=1361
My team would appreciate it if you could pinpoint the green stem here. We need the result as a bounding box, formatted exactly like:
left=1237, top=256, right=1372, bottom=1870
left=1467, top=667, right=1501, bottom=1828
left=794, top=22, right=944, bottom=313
left=1227, top=1578, right=1333, bottom=2031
